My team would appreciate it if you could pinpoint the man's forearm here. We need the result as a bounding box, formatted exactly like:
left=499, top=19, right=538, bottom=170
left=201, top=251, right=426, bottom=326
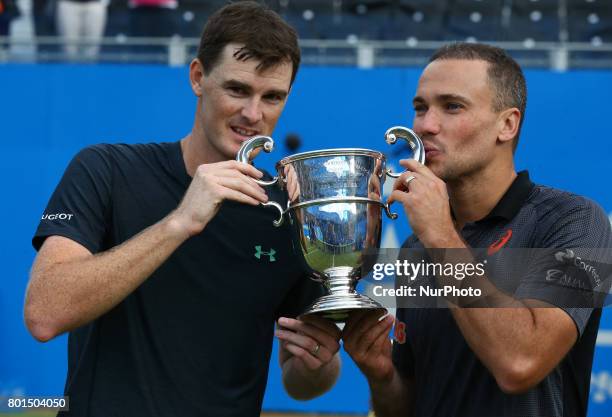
left=282, top=354, right=340, bottom=400
left=429, top=243, right=577, bottom=393
left=25, top=213, right=191, bottom=341
left=369, top=369, right=414, bottom=417
left=449, top=305, right=578, bottom=393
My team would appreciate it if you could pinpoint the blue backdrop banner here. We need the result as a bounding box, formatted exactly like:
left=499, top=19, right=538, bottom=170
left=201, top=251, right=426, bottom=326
left=1, top=64, right=611, bottom=415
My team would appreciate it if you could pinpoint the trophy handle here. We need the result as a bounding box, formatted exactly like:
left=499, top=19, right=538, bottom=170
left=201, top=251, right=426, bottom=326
left=384, top=126, right=426, bottom=179
left=236, top=136, right=285, bottom=227
left=383, top=203, right=399, bottom=220
left=383, top=126, right=426, bottom=219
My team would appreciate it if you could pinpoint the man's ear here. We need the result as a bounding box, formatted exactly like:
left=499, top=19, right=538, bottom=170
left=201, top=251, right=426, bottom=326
left=497, top=107, right=521, bottom=144
left=189, top=59, right=204, bottom=97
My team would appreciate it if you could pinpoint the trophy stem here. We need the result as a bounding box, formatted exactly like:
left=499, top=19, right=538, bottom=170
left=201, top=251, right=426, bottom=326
left=299, top=266, right=386, bottom=323
left=322, top=266, right=357, bottom=296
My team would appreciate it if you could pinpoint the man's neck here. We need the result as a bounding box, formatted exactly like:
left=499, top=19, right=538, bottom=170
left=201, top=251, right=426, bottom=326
left=181, top=129, right=224, bottom=177
left=447, top=161, right=516, bottom=230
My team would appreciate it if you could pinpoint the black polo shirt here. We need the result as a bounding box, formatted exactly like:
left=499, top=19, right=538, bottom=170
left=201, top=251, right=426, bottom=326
left=392, top=171, right=612, bottom=417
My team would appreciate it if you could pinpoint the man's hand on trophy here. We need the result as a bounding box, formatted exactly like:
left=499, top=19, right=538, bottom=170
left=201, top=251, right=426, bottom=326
left=388, top=159, right=456, bottom=248
left=171, top=161, right=268, bottom=237
left=342, top=310, right=395, bottom=383
left=275, top=316, right=341, bottom=371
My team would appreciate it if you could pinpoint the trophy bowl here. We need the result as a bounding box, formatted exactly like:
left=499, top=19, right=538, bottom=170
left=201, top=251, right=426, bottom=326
left=236, top=127, right=425, bottom=322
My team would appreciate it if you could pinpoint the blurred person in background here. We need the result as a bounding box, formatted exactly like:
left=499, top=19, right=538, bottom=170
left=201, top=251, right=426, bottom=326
left=25, top=2, right=340, bottom=416
left=343, top=42, right=612, bottom=417
left=32, top=0, right=58, bottom=55
left=129, top=0, right=178, bottom=53
left=128, top=0, right=179, bottom=56
left=0, top=0, right=20, bottom=40
left=56, top=0, right=108, bottom=59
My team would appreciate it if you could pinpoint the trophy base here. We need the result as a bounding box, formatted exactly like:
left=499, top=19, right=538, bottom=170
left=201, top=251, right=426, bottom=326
left=300, top=293, right=386, bottom=323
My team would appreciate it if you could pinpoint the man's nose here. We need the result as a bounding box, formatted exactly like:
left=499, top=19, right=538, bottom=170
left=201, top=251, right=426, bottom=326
left=241, top=98, right=263, bottom=123
left=414, top=109, right=441, bottom=136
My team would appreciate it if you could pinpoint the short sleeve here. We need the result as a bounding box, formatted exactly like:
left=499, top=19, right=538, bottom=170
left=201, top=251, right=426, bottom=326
left=32, top=145, right=113, bottom=254
left=514, top=199, right=612, bottom=336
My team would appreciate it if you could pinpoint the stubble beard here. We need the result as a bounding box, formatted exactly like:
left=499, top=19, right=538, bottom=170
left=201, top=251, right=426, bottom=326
left=434, top=155, right=486, bottom=185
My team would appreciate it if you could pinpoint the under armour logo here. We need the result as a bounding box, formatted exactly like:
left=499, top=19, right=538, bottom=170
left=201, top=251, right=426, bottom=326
left=254, top=245, right=276, bottom=262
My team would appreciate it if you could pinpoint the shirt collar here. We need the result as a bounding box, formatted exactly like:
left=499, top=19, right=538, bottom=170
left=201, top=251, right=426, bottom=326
left=476, top=170, right=534, bottom=222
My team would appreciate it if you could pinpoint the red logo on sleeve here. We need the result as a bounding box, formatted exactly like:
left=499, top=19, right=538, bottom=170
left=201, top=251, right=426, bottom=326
left=487, top=229, right=513, bottom=256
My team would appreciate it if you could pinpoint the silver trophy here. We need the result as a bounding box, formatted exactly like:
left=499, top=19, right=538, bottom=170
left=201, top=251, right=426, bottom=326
left=237, top=126, right=425, bottom=321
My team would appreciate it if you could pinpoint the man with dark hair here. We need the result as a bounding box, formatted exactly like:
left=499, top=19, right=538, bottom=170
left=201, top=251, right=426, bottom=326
left=25, top=2, right=341, bottom=416
left=197, top=0, right=301, bottom=86
left=343, top=42, right=611, bottom=416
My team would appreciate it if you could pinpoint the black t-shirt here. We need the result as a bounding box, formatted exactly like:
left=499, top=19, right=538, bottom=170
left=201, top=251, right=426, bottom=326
left=33, top=142, right=322, bottom=417
left=392, top=171, right=612, bottom=417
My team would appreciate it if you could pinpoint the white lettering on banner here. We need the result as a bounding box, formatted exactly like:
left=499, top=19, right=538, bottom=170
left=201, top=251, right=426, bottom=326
left=41, top=213, right=74, bottom=221
left=591, top=371, right=612, bottom=404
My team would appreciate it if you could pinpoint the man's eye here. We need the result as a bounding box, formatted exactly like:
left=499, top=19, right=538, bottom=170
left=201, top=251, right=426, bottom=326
left=413, top=105, right=427, bottom=114
left=265, top=95, right=282, bottom=103
left=228, top=87, right=245, bottom=95
left=446, top=102, right=463, bottom=111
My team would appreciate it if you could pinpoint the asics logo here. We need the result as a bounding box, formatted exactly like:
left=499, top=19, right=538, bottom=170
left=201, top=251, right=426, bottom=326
left=487, top=229, right=513, bottom=256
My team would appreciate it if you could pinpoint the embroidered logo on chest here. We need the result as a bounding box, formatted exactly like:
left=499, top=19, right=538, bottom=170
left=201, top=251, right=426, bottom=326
left=487, top=229, right=513, bottom=256
left=254, top=245, right=276, bottom=262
